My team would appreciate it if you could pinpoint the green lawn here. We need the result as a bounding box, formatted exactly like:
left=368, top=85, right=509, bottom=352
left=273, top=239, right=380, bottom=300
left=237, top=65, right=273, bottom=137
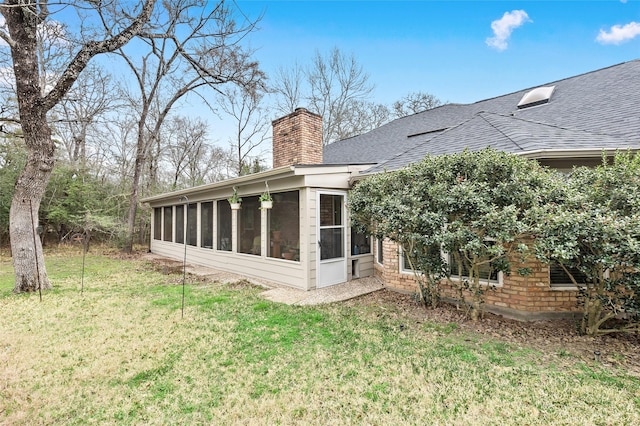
left=1, top=251, right=638, bottom=425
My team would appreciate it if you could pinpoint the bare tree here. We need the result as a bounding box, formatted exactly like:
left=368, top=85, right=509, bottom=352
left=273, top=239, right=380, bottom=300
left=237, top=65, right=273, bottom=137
left=219, top=86, right=270, bottom=176
left=308, top=48, right=374, bottom=144
left=99, top=118, right=138, bottom=189
left=272, top=47, right=374, bottom=145
left=273, top=62, right=303, bottom=116
left=392, top=91, right=443, bottom=118
left=164, top=115, right=211, bottom=189
left=0, top=0, right=156, bottom=292
left=116, top=0, right=264, bottom=252
left=333, top=100, right=390, bottom=141
left=53, top=63, right=116, bottom=167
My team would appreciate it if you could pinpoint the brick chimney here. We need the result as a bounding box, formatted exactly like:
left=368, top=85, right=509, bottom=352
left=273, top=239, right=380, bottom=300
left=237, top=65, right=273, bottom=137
left=272, top=108, right=322, bottom=168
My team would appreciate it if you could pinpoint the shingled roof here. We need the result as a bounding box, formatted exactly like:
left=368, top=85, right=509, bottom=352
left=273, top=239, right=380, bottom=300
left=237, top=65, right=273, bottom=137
left=323, top=60, right=640, bottom=173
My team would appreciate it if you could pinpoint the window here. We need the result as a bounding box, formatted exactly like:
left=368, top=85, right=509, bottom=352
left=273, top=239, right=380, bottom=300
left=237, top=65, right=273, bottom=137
left=175, top=205, right=184, bottom=244
left=549, top=263, right=588, bottom=288
left=238, top=195, right=261, bottom=255
left=217, top=201, right=231, bottom=251
left=187, top=203, right=197, bottom=246
left=402, top=244, right=442, bottom=273
left=163, top=206, right=172, bottom=242
left=268, top=191, right=300, bottom=261
left=351, top=227, right=371, bottom=256
left=376, top=239, right=384, bottom=264
left=153, top=208, right=162, bottom=240
left=449, top=253, right=499, bottom=282
left=200, top=202, right=213, bottom=249
left=448, top=243, right=500, bottom=283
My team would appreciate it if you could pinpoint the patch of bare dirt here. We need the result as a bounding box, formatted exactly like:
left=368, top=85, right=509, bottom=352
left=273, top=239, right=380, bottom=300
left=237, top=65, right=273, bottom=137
left=346, top=289, right=640, bottom=375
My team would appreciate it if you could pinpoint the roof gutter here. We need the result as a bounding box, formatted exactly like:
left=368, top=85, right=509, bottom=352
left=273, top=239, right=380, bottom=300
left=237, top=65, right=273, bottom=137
left=140, top=165, right=296, bottom=203
left=349, top=147, right=640, bottom=185
left=519, top=147, right=639, bottom=159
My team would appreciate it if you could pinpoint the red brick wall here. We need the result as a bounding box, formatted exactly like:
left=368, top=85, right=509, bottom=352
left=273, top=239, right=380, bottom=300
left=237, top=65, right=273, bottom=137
left=376, top=239, right=580, bottom=319
left=272, top=108, right=323, bottom=168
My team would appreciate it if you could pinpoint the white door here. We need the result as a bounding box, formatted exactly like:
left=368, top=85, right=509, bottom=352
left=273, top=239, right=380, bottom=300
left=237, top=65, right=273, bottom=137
left=317, top=192, right=347, bottom=288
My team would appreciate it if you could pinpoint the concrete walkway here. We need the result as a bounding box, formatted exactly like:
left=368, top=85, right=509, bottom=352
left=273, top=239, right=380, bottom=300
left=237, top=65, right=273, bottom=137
left=260, top=276, right=384, bottom=305
left=145, top=254, right=384, bottom=305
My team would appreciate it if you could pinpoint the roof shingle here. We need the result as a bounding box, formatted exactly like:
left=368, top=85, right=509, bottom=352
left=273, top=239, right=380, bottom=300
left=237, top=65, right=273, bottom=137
left=323, top=60, right=640, bottom=172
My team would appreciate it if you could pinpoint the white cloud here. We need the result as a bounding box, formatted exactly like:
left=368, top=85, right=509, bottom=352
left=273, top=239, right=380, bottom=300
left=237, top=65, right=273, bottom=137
left=486, top=10, right=531, bottom=51
left=596, top=21, right=640, bottom=44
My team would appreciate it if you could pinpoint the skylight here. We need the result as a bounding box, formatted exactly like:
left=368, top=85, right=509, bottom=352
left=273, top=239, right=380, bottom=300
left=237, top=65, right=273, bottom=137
left=517, top=85, right=555, bottom=109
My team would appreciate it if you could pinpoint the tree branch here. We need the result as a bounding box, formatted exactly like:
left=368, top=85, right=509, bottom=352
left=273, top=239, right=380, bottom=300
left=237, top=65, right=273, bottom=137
left=43, top=0, right=156, bottom=111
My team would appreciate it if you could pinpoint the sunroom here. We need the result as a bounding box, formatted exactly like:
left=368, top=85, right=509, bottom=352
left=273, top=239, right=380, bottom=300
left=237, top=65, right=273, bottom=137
left=143, top=163, right=374, bottom=290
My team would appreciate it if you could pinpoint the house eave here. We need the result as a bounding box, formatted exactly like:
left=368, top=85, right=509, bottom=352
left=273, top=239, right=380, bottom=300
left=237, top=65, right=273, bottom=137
left=519, top=147, right=639, bottom=160
left=141, top=163, right=375, bottom=204
left=140, top=165, right=296, bottom=204
left=348, top=147, right=640, bottom=184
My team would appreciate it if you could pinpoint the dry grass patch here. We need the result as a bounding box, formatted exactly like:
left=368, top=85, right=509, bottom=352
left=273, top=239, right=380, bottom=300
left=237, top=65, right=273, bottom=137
left=1, top=250, right=639, bottom=425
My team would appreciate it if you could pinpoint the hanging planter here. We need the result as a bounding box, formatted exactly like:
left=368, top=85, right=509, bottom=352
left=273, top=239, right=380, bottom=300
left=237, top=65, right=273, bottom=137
left=228, top=187, right=242, bottom=210
left=259, top=184, right=272, bottom=209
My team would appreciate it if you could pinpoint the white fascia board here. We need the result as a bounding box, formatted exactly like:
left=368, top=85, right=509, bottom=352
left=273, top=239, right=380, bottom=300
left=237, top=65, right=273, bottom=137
left=141, top=165, right=295, bottom=204
left=519, top=147, right=639, bottom=159
left=142, top=164, right=374, bottom=204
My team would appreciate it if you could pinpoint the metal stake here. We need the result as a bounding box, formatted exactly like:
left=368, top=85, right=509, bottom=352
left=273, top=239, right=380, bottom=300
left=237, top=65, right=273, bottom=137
left=28, top=199, right=42, bottom=302
left=180, top=196, right=189, bottom=319
left=81, top=229, right=90, bottom=295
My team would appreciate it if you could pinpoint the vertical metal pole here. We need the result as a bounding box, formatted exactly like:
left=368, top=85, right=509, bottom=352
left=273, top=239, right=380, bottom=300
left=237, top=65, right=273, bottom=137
left=28, top=200, right=42, bottom=302
left=81, top=229, right=89, bottom=295
left=181, top=196, right=189, bottom=319
left=81, top=241, right=86, bottom=295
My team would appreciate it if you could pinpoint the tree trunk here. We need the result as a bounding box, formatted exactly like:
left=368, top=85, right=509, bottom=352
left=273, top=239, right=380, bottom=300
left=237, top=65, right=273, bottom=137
left=3, top=4, right=54, bottom=292
left=8, top=76, right=55, bottom=292
left=8, top=104, right=55, bottom=292
left=10, top=146, right=54, bottom=292
left=124, top=152, right=145, bottom=253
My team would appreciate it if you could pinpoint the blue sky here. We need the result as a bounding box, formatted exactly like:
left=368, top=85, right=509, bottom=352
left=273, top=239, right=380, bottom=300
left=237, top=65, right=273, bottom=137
left=236, top=0, right=640, bottom=105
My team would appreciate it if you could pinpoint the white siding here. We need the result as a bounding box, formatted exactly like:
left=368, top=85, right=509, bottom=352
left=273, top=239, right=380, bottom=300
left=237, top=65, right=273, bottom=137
left=145, top=167, right=372, bottom=291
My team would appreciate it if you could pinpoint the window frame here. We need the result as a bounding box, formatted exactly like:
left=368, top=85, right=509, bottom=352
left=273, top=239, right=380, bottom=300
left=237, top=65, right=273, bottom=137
left=163, top=206, right=173, bottom=242
left=375, top=238, right=384, bottom=265
left=549, top=262, right=599, bottom=289
left=400, top=240, right=504, bottom=286
left=186, top=203, right=198, bottom=247
left=200, top=201, right=214, bottom=249
left=153, top=208, right=162, bottom=240
left=446, top=250, right=504, bottom=286
left=350, top=227, right=372, bottom=256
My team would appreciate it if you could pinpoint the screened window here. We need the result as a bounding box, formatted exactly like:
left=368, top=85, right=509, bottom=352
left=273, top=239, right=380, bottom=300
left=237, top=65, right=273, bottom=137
left=200, top=201, right=213, bottom=249
left=268, top=191, right=300, bottom=261
left=549, top=263, right=588, bottom=288
left=217, top=200, right=231, bottom=251
left=238, top=195, right=261, bottom=255
left=163, top=206, right=172, bottom=242
left=351, top=228, right=371, bottom=256
left=187, top=203, right=197, bottom=246
left=175, top=205, right=184, bottom=244
left=153, top=208, right=162, bottom=240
